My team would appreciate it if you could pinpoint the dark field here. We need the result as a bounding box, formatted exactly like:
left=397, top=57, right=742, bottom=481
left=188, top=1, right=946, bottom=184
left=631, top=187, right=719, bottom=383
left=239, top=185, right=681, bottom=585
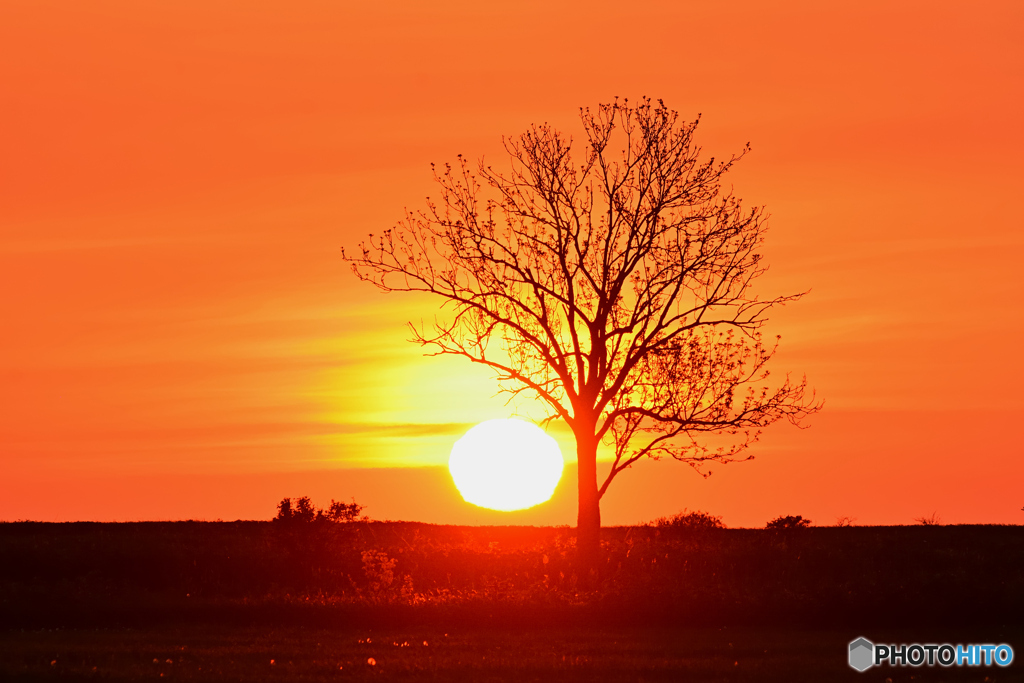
left=2, top=522, right=1021, bottom=681
left=8, top=625, right=1020, bottom=682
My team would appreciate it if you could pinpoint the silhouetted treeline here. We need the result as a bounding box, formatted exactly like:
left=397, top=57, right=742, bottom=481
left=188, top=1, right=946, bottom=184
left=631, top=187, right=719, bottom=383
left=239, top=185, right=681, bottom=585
left=1, top=521, right=1020, bottom=630
left=274, top=496, right=365, bottom=524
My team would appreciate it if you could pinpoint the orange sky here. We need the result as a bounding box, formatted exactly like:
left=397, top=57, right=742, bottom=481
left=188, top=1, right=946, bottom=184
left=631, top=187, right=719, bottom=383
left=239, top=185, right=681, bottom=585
left=2, top=1, right=1022, bottom=527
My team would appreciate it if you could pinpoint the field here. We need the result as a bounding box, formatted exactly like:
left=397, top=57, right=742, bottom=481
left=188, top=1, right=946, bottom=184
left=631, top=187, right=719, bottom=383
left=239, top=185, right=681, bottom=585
left=10, top=625, right=1018, bottom=682
left=2, top=522, right=1021, bottom=681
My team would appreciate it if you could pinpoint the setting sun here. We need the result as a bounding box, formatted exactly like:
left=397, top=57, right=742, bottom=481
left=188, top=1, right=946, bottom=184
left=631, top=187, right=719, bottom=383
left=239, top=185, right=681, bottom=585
left=448, top=419, right=563, bottom=512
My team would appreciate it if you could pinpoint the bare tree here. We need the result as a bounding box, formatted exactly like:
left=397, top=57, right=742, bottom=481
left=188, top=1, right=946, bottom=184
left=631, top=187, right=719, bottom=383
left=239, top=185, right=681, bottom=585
left=344, top=98, right=818, bottom=565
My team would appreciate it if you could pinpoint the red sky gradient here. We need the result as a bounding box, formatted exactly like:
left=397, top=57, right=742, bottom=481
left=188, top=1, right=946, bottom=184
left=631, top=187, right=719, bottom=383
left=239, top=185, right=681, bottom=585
left=2, top=1, right=1022, bottom=527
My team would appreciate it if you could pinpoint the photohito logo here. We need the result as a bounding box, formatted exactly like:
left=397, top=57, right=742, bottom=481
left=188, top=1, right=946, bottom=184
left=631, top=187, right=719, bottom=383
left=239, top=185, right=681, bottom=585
left=848, top=637, right=1014, bottom=671
left=849, top=638, right=874, bottom=672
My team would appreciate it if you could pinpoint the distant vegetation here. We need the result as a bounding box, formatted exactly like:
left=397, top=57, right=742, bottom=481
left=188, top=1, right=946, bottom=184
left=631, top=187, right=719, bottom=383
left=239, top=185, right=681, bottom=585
left=914, top=512, right=942, bottom=526
left=274, top=496, right=365, bottom=524
left=765, top=514, right=812, bottom=529
left=652, top=509, right=725, bottom=531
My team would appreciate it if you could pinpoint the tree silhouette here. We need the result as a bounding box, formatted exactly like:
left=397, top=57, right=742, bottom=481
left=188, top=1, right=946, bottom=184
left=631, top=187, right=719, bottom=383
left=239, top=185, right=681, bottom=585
left=654, top=509, right=726, bottom=531
left=766, top=514, right=812, bottom=529
left=275, top=497, right=295, bottom=522
left=274, top=497, right=365, bottom=524
left=327, top=498, right=365, bottom=522
left=345, top=98, right=818, bottom=565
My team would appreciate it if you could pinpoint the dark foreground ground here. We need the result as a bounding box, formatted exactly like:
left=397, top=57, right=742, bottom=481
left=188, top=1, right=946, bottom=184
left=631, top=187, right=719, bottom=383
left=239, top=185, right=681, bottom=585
left=5, top=625, right=1021, bottom=682
left=1, top=522, right=1021, bottom=681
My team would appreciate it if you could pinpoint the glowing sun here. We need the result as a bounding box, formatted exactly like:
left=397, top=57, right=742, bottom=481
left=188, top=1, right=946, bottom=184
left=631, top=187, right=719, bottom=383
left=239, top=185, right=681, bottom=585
left=448, top=419, right=564, bottom=511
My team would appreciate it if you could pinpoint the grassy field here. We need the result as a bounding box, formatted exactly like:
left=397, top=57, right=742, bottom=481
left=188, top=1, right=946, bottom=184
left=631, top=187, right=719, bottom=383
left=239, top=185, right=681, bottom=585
left=5, top=625, right=1021, bottom=682
left=1, top=522, right=1021, bottom=680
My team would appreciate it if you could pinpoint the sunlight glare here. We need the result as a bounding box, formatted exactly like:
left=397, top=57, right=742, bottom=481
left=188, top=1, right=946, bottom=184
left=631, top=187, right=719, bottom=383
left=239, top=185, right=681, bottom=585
left=448, top=419, right=563, bottom=511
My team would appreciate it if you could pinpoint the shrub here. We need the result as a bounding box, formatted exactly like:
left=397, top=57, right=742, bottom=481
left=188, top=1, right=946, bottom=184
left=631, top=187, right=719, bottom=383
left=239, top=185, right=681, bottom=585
left=327, top=499, right=365, bottom=522
left=914, top=512, right=941, bottom=526
left=654, top=509, right=725, bottom=531
left=275, top=497, right=295, bottom=522
left=361, top=549, right=414, bottom=603
left=766, top=514, right=812, bottom=529
left=274, top=497, right=365, bottom=524
left=293, top=496, right=317, bottom=523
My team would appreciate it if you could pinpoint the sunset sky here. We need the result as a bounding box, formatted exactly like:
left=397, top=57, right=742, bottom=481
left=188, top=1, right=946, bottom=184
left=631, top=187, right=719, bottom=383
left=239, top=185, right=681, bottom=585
left=2, top=1, right=1021, bottom=527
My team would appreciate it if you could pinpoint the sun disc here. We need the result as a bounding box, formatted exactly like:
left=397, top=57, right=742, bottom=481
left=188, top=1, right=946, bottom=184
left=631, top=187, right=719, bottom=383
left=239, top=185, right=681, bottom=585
left=448, top=419, right=563, bottom=511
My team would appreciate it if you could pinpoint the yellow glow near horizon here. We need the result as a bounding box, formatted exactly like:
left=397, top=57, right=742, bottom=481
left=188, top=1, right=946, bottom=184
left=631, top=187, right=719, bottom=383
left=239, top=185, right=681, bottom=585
left=448, top=419, right=564, bottom=511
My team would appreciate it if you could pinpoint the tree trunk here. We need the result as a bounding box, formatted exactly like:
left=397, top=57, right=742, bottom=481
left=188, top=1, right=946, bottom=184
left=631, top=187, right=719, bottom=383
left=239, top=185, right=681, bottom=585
left=575, top=431, right=601, bottom=573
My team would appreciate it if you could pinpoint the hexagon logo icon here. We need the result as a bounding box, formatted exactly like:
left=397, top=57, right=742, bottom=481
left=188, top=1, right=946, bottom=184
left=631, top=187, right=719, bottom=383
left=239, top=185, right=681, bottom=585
left=849, top=637, right=874, bottom=672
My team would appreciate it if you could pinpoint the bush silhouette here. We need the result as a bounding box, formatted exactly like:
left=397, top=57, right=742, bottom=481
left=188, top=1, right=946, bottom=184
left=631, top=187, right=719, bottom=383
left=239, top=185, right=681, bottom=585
left=294, top=496, right=317, bottom=523
left=766, top=514, right=811, bottom=529
left=327, top=499, right=365, bottom=522
left=274, top=497, right=365, bottom=524
left=654, top=509, right=725, bottom=531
